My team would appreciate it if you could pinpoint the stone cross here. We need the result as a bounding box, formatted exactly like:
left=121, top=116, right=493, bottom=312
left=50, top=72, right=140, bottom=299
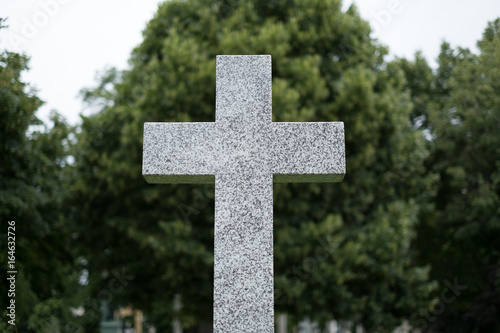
left=142, top=55, right=345, bottom=332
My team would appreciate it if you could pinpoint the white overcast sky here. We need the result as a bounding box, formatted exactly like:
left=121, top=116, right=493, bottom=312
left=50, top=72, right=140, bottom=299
left=1, top=0, right=500, bottom=125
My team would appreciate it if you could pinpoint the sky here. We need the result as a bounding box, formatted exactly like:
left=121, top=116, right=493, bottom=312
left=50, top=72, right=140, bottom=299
left=1, top=0, right=500, bottom=125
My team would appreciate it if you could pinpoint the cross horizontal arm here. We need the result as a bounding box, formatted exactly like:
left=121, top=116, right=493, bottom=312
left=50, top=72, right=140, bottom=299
left=142, top=122, right=217, bottom=184
left=271, top=122, right=346, bottom=183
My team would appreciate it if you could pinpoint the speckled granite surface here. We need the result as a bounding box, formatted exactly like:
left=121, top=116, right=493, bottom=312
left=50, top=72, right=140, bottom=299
left=143, top=55, right=345, bottom=332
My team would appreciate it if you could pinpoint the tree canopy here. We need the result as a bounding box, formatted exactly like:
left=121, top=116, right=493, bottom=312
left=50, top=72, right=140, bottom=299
left=399, top=18, right=500, bottom=332
left=0, top=19, right=82, bottom=331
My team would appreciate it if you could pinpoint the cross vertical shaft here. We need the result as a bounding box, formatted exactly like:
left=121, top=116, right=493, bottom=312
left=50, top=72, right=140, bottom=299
left=214, top=174, right=274, bottom=332
left=214, top=56, right=274, bottom=332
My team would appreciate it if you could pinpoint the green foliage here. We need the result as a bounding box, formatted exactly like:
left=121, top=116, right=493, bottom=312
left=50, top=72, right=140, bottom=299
left=71, top=0, right=435, bottom=331
left=0, top=311, right=17, bottom=332
left=0, top=23, right=82, bottom=331
left=28, top=298, right=63, bottom=332
left=400, top=18, right=500, bottom=333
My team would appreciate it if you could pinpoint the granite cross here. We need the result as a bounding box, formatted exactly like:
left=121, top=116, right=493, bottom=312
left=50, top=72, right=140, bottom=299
left=142, top=55, right=345, bottom=332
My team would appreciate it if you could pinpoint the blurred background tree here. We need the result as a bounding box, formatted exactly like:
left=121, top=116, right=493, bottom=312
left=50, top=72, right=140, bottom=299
left=0, top=18, right=89, bottom=332
left=399, top=18, right=500, bottom=333
left=71, top=0, right=435, bottom=331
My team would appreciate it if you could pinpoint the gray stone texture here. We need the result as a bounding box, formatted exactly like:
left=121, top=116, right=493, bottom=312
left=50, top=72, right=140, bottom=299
left=143, top=55, right=346, bottom=332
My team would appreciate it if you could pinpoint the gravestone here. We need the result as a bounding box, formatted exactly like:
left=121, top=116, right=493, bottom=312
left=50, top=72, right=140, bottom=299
left=298, top=317, right=321, bottom=333
left=142, top=55, right=345, bottom=332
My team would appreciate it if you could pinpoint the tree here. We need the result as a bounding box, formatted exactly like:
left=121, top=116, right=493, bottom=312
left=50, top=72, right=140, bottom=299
left=399, top=19, right=500, bottom=333
left=0, top=20, right=82, bottom=332
left=72, top=1, right=435, bottom=331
